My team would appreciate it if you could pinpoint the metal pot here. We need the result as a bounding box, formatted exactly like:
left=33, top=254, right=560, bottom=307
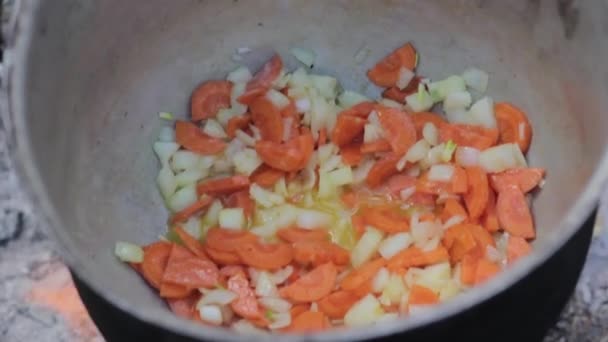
left=2, top=0, right=608, bottom=341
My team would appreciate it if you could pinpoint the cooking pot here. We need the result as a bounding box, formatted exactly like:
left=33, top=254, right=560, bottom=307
left=2, top=0, right=608, bottom=341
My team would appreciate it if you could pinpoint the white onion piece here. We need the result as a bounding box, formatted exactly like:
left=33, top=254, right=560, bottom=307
left=428, top=75, right=466, bottom=102
left=328, top=166, right=354, bottom=186
left=351, top=227, right=384, bottom=267
left=445, top=108, right=471, bottom=125
left=420, top=235, right=441, bottom=252
left=295, top=97, right=311, bottom=113
left=310, top=75, right=338, bottom=100
left=182, top=216, right=202, bottom=239
left=227, top=66, right=252, bottom=83
left=406, top=85, right=434, bottom=112
left=171, top=150, right=200, bottom=172
left=217, top=108, right=237, bottom=127
left=255, top=272, right=279, bottom=297
left=372, top=267, right=390, bottom=293
left=230, top=83, right=248, bottom=116
left=399, top=186, right=416, bottom=201
left=379, top=98, right=403, bottom=109
left=455, top=146, right=480, bottom=167
left=202, top=199, right=223, bottom=227
left=271, top=265, right=294, bottom=285
left=203, top=119, right=228, bottom=139
left=363, top=123, right=386, bottom=144
left=268, top=312, right=292, bottom=330
left=266, top=89, right=290, bottom=110
left=198, top=305, right=223, bottom=325
left=378, top=232, right=413, bottom=259
left=168, top=184, right=197, bottom=212
left=443, top=91, right=472, bottom=112
left=114, top=241, right=144, bottom=263
left=352, top=158, right=375, bottom=184
left=233, top=148, right=263, bottom=176
left=317, top=143, right=338, bottom=165
left=404, top=139, right=431, bottom=163
left=411, top=217, right=442, bottom=248
left=413, top=262, right=451, bottom=293
left=344, top=294, right=385, bottom=327
left=198, top=289, right=238, bottom=306
left=442, top=215, right=466, bottom=230
left=175, top=169, right=207, bottom=188
left=235, top=129, right=256, bottom=147
left=290, top=47, right=316, bottom=68
left=479, top=143, right=527, bottom=173
left=469, top=96, right=497, bottom=129
left=421, top=144, right=445, bottom=169
left=320, top=155, right=343, bottom=173
left=296, top=209, right=332, bottom=229
left=396, top=67, right=415, bottom=90
left=158, top=126, right=175, bottom=142
left=462, top=67, right=489, bottom=93
left=406, top=164, right=421, bottom=177
left=422, top=122, right=438, bottom=146
left=338, top=90, right=370, bottom=108
left=260, top=297, right=292, bottom=313
left=249, top=125, right=262, bottom=140
left=428, top=164, right=455, bottom=182
left=153, top=142, right=180, bottom=167
left=157, top=167, right=177, bottom=200
left=250, top=183, right=285, bottom=208
left=218, top=208, right=246, bottom=230
left=310, top=302, right=318, bottom=312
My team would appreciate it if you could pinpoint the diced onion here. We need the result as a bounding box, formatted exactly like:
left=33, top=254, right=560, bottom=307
left=182, top=216, right=202, bottom=239
left=198, top=305, right=223, bottom=325
left=422, top=143, right=445, bottom=169
left=443, top=91, right=472, bottom=112
left=203, top=118, right=228, bottom=139
left=255, top=272, right=279, bottom=297
left=290, top=47, right=316, bottom=68
left=406, top=164, right=421, bottom=177
left=227, top=66, right=252, bottom=83
left=271, top=265, right=294, bottom=285
left=462, top=67, right=489, bottom=93
left=455, top=146, right=480, bottom=167
left=158, top=126, right=175, bottom=142
left=230, top=83, right=248, bottom=116
left=171, top=151, right=200, bottom=172
left=399, top=186, right=416, bottom=201
left=439, top=279, right=462, bottom=301
left=378, top=232, right=413, bottom=259
left=233, top=148, right=263, bottom=176
left=198, top=289, right=238, bottom=306
left=260, top=297, right=291, bottom=313
left=445, top=108, right=470, bottom=125
left=175, top=169, right=207, bottom=188
left=428, top=164, right=455, bottom=182
left=469, top=96, right=497, bottom=129
left=352, top=158, right=375, bottom=184
left=344, top=294, right=385, bottom=327
left=268, top=312, right=292, bottom=330
left=168, top=184, right=197, bottom=212
left=218, top=208, right=246, bottom=230
left=372, top=267, right=390, bottom=293
left=396, top=67, right=415, bottom=90
left=378, top=98, right=403, bottom=109
left=381, top=274, right=407, bottom=305
left=272, top=69, right=290, bottom=89
left=310, top=75, right=339, bottom=100
left=411, top=262, right=451, bottom=293
left=404, top=139, right=431, bottom=163
left=295, top=98, right=311, bottom=113
left=202, top=199, right=223, bottom=227
left=410, top=214, right=442, bottom=248
left=266, top=89, right=290, bottom=110
left=351, top=227, right=384, bottom=267
left=250, top=183, right=285, bottom=208
left=405, top=84, right=434, bottom=112
left=217, top=108, right=237, bottom=126
left=157, top=166, right=177, bottom=200
left=428, top=75, right=466, bottom=102
left=422, top=122, right=438, bottom=146
left=317, top=143, right=338, bottom=165
left=114, top=241, right=144, bottom=263
left=319, top=154, right=343, bottom=173
left=442, top=215, right=466, bottom=230
left=363, top=123, right=386, bottom=144
left=328, top=166, right=354, bottom=186
left=441, top=140, right=457, bottom=162
left=153, top=142, right=180, bottom=167
left=296, top=209, right=332, bottom=229
left=478, top=143, right=527, bottom=173
left=235, top=129, right=257, bottom=147
left=486, top=245, right=503, bottom=264
left=338, top=90, right=370, bottom=109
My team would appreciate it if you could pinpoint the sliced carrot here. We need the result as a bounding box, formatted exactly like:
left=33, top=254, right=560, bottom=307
left=341, top=258, right=386, bottom=291
left=204, top=246, right=241, bottom=265
left=490, top=168, right=545, bottom=194
left=415, top=170, right=453, bottom=195
left=236, top=240, right=294, bottom=270
left=219, top=265, right=247, bottom=282
left=190, top=80, right=232, bottom=121
left=167, top=293, right=199, bottom=320
left=385, top=174, right=416, bottom=195
left=494, top=102, right=533, bottom=153
left=162, top=244, right=219, bottom=289
left=440, top=198, right=468, bottom=223
left=442, top=223, right=477, bottom=263
left=340, top=190, right=358, bottom=209
left=169, top=195, right=214, bottom=225
left=386, top=245, right=449, bottom=271
left=451, top=165, right=468, bottom=194
left=290, top=304, right=310, bottom=318
left=318, top=291, right=360, bottom=319
left=255, top=140, right=304, bottom=172
left=360, top=139, right=392, bottom=154
left=250, top=165, right=285, bottom=187
left=406, top=192, right=436, bottom=207
left=197, top=175, right=250, bottom=196
left=366, top=154, right=400, bottom=187
left=460, top=254, right=478, bottom=286
left=469, top=224, right=496, bottom=257
left=410, top=112, right=448, bottom=138
left=175, top=120, right=227, bottom=155
left=363, top=206, right=409, bottom=233
left=277, top=227, right=330, bottom=243
left=173, top=226, right=207, bottom=258
left=250, top=96, right=284, bottom=143
left=281, top=99, right=298, bottom=118
left=367, top=42, right=417, bottom=87
left=318, top=128, right=328, bottom=146
left=287, top=130, right=315, bottom=170
left=350, top=279, right=374, bottom=298
left=279, top=263, right=337, bottom=302
left=438, top=123, right=499, bottom=150
left=408, top=284, right=439, bottom=306
left=507, top=236, right=532, bottom=264
left=339, top=101, right=376, bottom=118
left=352, top=214, right=366, bottom=238
left=160, top=282, right=193, bottom=299
left=227, top=272, right=263, bottom=319
left=226, top=114, right=252, bottom=138
left=204, top=228, right=258, bottom=253
left=382, top=76, right=422, bottom=104
left=463, top=166, right=489, bottom=219
left=474, top=258, right=500, bottom=284
left=482, top=188, right=500, bottom=233
left=286, top=310, right=329, bottom=332
left=496, top=185, right=535, bottom=238
left=223, top=190, right=254, bottom=218
left=331, top=114, right=367, bottom=147
left=292, top=240, right=350, bottom=266
left=238, top=54, right=283, bottom=105
left=376, top=106, right=417, bottom=155
left=141, top=241, right=172, bottom=289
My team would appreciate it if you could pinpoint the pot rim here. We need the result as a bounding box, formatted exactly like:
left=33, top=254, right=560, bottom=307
left=2, top=1, right=607, bottom=340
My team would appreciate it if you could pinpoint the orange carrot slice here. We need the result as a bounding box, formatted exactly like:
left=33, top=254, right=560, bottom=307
left=507, top=236, right=532, bottom=264
left=351, top=214, right=366, bottom=238
left=408, top=284, right=439, bottom=306
left=141, top=241, right=172, bottom=289
left=451, top=165, right=468, bottom=193
left=255, top=140, right=304, bottom=172
left=439, top=123, right=499, bottom=150
left=196, top=175, right=250, bottom=196
left=250, top=165, right=285, bottom=187
left=160, top=281, right=193, bottom=299
left=410, top=112, right=448, bottom=137
left=173, top=226, right=207, bottom=258
left=386, top=246, right=449, bottom=271
left=162, top=244, right=219, bottom=289
left=279, top=263, right=337, bottom=302
left=482, top=188, right=500, bottom=233
left=366, top=154, right=400, bottom=187
left=219, top=265, right=247, bottom=283
left=226, top=114, right=252, bottom=138
left=363, top=206, right=409, bottom=233
left=286, top=310, right=329, bottom=332
left=340, top=143, right=364, bottom=166
left=331, top=114, right=367, bottom=147
left=463, top=166, right=489, bottom=219
left=474, top=258, right=500, bottom=284
left=236, top=240, right=294, bottom=270
left=223, top=190, right=255, bottom=218
left=317, top=128, right=328, bottom=146
left=440, top=198, right=468, bottom=223
left=460, top=253, right=477, bottom=285
left=175, top=120, right=227, bottom=155
left=376, top=106, right=417, bottom=154
left=289, top=304, right=310, bottom=319
left=496, top=185, right=535, bottom=238
left=204, top=246, right=241, bottom=265
left=190, top=80, right=232, bottom=121
left=204, top=228, right=258, bottom=253
left=339, top=101, right=376, bottom=118
left=360, top=139, right=392, bottom=154
left=250, top=96, right=284, bottom=143
left=341, top=258, right=386, bottom=291
left=495, top=102, right=533, bottom=153
left=385, top=174, right=416, bottom=195
left=442, top=223, right=477, bottom=263
left=318, top=291, right=360, bottom=319
left=382, top=76, right=422, bottom=104
left=238, top=54, right=283, bottom=105
left=292, top=240, right=350, bottom=266
left=169, top=195, right=214, bottom=225
left=287, top=130, right=315, bottom=170
left=277, top=227, right=330, bottom=243
left=490, top=168, right=545, bottom=194
left=227, top=272, right=263, bottom=319
left=367, top=42, right=417, bottom=87
left=167, top=293, right=199, bottom=320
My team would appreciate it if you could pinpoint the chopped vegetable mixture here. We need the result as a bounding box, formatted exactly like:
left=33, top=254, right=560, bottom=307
left=115, top=42, right=544, bottom=332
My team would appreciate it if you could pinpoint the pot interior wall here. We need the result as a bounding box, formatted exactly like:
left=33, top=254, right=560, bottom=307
left=20, top=0, right=608, bottom=336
